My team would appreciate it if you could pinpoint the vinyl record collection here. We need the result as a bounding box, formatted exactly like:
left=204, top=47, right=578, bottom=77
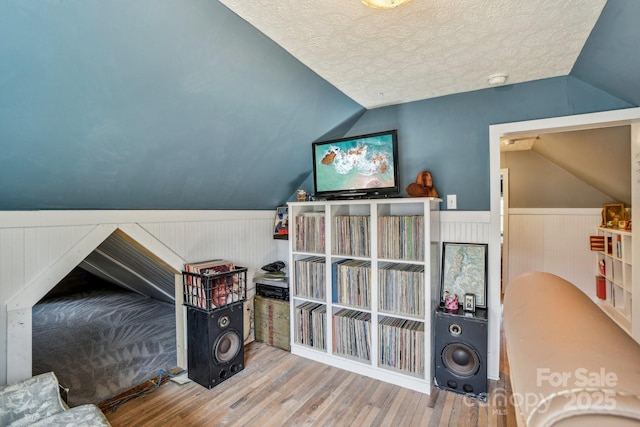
left=294, top=302, right=326, bottom=350
left=288, top=199, right=441, bottom=392
left=332, top=259, right=371, bottom=308
left=293, top=256, right=326, bottom=300
left=378, top=316, right=425, bottom=376
left=332, top=215, right=370, bottom=257
left=294, top=212, right=325, bottom=253
left=378, top=263, right=425, bottom=317
left=377, top=215, right=424, bottom=260
left=332, top=309, right=371, bottom=361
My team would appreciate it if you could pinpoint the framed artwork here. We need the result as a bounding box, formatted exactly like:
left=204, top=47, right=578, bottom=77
left=273, top=206, right=289, bottom=240
left=601, top=203, right=626, bottom=228
left=440, top=242, right=488, bottom=308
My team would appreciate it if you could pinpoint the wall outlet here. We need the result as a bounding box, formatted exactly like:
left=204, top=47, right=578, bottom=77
left=447, top=194, right=457, bottom=210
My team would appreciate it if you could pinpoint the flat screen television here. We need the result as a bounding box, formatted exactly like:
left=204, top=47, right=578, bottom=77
left=312, top=130, right=399, bottom=199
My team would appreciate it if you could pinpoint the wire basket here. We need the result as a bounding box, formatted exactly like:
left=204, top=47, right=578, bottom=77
left=182, top=266, right=247, bottom=312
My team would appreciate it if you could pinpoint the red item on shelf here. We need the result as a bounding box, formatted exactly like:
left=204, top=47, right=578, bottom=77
left=596, top=276, right=606, bottom=300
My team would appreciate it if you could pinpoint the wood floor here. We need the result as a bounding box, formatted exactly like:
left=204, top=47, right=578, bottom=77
left=103, top=330, right=516, bottom=427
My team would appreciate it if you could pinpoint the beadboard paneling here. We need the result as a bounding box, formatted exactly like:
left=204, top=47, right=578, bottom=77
left=440, top=211, right=491, bottom=244
left=0, top=210, right=278, bottom=384
left=1, top=208, right=601, bottom=386
left=506, top=209, right=602, bottom=298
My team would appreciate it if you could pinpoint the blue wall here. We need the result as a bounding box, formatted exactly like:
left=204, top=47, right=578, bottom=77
left=571, top=0, right=640, bottom=107
left=0, top=0, right=363, bottom=210
left=335, top=77, right=632, bottom=211
left=0, top=0, right=637, bottom=211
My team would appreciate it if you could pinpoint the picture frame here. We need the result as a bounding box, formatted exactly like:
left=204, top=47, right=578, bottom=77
left=273, top=206, right=289, bottom=240
left=441, top=242, right=488, bottom=308
left=463, top=293, right=476, bottom=312
left=601, top=203, right=626, bottom=228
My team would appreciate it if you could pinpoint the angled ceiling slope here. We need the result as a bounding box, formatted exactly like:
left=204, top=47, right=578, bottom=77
left=80, top=230, right=177, bottom=303
left=220, top=0, right=607, bottom=108
left=571, top=0, right=640, bottom=107
left=78, top=229, right=179, bottom=303
left=530, top=126, right=631, bottom=205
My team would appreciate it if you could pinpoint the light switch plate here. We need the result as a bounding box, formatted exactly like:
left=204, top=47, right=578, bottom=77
left=447, top=194, right=457, bottom=210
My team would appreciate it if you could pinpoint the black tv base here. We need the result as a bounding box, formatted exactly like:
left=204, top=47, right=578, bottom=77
left=325, top=193, right=403, bottom=201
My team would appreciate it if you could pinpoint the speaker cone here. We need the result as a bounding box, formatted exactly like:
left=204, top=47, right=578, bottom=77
left=441, top=343, right=480, bottom=377
left=213, top=330, right=241, bottom=364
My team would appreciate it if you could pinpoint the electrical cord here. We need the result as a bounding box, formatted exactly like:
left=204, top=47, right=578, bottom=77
left=103, top=294, right=256, bottom=412
left=245, top=303, right=254, bottom=342
left=100, top=369, right=183, bottom=413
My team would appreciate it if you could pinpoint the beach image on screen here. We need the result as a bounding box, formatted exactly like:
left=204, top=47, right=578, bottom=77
left=314, top=134, right=395, bottom=192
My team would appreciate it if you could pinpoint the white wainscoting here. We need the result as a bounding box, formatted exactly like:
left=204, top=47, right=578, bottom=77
left=2, top=208, right=592, bottom=387
left=506, top=209, right=602, bottom=299
left=439, top=210, right=499, bottom=381
left=0, top=210, right=279, bottom=384
left=440, top=211, right=491, bottom=244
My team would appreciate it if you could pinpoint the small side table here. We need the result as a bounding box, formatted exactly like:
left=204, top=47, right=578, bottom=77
left=254, top=295, right=290, bottom=351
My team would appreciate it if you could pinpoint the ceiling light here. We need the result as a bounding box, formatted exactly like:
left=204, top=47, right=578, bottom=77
left=362, top=0, right=411, bottom=9
left=488, top=73, right=508, bottom=86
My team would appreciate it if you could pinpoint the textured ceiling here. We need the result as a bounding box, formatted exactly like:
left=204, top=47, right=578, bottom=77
left=219, top=0, right=607, bottom=108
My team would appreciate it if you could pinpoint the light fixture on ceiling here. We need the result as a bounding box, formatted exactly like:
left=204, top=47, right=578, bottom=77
left=502, top=135, right=539, bottom=145
left=362, top=0, right=411, bottom=9
left=488, top=73, right=508, bottom=86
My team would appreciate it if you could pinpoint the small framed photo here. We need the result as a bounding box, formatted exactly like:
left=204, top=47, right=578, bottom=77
left=273, top=206, right=288, bottom=240
left=464, top=293, right=476, bottom=312
left=441, top=242, right=488, bottom=308
left=602, top=203, right=626, bottom=228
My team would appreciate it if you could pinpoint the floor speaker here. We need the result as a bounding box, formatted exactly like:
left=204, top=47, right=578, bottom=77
left=187, top=301, right=245, bottom=389
left=434, top=307, right=488, bottom=400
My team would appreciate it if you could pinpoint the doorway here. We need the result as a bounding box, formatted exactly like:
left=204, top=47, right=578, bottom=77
left=487, top=106, right=640, bottom=378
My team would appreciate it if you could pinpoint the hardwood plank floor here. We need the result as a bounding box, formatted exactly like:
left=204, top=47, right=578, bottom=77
left=103, top=337, right=516, bottom=427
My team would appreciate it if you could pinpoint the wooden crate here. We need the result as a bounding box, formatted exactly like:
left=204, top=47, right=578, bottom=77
left=254, top=296, right=290, bottom=351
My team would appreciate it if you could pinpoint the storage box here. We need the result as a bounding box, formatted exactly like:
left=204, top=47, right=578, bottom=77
left=254, top=296, right=290, bottom=351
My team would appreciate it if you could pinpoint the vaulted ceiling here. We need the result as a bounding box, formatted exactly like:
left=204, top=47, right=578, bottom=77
left=0, top=0, right=637, bottom=211
left=219, top=0, right=607, bottom=108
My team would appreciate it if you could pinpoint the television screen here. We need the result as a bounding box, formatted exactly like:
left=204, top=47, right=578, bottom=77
left=312, top=130, right=399, bottom=199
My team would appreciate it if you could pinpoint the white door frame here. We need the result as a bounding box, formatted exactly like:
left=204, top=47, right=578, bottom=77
left=500, top=168, right=509, bottom=296
left=488, top=107, right=640, bottom=379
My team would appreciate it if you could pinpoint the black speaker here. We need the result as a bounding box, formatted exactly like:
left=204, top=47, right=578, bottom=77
left=187, top=301, right=245, bottom=389
left=434, top=307, right=488, bottom=400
